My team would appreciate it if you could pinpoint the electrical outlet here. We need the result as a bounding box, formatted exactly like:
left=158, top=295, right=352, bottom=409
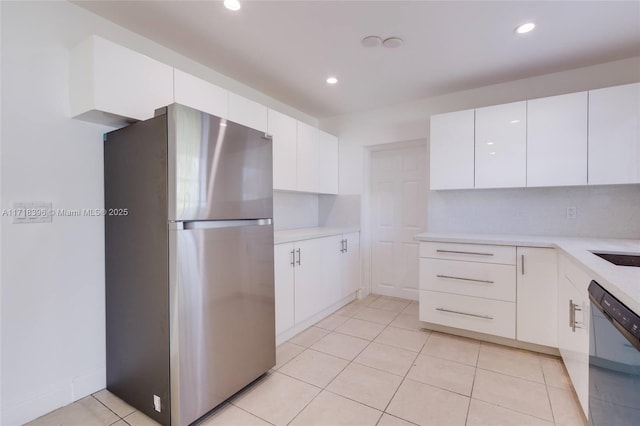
left=566, top=206, right=577, bottom=220
left=154, top=395, right=161, bottom=412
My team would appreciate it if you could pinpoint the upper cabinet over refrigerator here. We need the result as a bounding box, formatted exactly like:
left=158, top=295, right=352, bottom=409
left=168, top=105, right=273, bottom=221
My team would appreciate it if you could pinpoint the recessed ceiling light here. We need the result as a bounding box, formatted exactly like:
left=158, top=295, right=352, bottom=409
left=510, top=119, right=521, bottom=124
left=224, top=0, right=241, bottom=11
left=487, top=141, right=495, bottom=145
left=515, top=22, right=536, bottom=34
left=361, top=36, right=382, bottom=48
left=382, top=37, right=404, bottom=48
left=326, top=77, right=338, bottom=85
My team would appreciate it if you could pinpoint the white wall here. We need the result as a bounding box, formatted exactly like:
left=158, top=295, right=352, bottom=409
left=273, top=192, right=319, bottom=230
left=0, top=2, right=317, bottom=425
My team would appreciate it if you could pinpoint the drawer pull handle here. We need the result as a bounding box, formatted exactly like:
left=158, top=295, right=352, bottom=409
left=436, top=274, right=494, bottom=284
left=435, top=307, right=494, bottom=320
left=436, top=249, right=494, bottom=257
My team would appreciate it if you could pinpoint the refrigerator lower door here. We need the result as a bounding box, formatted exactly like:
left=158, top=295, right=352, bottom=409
left=169, top=220, right=275, bottom=426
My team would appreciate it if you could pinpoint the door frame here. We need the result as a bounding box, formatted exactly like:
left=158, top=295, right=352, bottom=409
left=362, top=139, right=428, bottom=299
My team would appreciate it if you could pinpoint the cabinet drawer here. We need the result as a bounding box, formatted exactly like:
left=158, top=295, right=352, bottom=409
left=420, top=258, right=515, bottom=302
left=419, top=290, right=515, bottom=339
left=420, top=242, right=516, bottom=265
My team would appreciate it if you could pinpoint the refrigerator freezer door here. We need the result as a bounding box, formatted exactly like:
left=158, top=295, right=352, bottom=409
left=169, top=221, right=275, bottom=426
left=167, top=104, right=273, bottom=221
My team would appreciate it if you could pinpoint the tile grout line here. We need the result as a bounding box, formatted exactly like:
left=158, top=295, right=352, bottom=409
left=283, top=300, right=419, bottom=426
left=230, top=403, right=277, bottom=425
left=284, top=321, right=379, bottom=426
left=463, top=348, right=480, bottom=426
left=539, top=354, right=560, bottom=425
left=91, top=394, right=127, bottom=423
left=379, top=327, right=431, bottom=416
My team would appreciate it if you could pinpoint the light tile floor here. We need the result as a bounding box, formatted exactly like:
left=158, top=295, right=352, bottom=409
left=26, top=295, right=587, bottom=426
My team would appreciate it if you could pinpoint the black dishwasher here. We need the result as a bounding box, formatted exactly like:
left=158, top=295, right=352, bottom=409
left=588, top=281, right=640, bottom=426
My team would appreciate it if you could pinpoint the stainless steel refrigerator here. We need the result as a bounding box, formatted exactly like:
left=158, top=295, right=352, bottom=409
left=104, top=104, right=275, bottom=426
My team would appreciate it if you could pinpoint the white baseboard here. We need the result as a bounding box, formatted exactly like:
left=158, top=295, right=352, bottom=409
left=2, top=367, right=105, bottom=426
left=276, top=293, right=356, bottom=346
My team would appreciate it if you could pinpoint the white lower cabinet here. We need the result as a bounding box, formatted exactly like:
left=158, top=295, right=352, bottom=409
left=558, top=254, right=591, bottom=418
left=516, top=247, right=558, bottom=347
left=274, top=243, right=295, bottom=335
left=420, top=258, right=516, bottom=301
left=419, top=242, right=517, bottom=339
left=341, top=232, right=361, bottom=297
left=419, top=242, right=559, bottom=348
left=294, top=236, right=342, bottom=323
left=419, top=291, right=516, bottom=339
left=274, top=232, right=359, bottom=339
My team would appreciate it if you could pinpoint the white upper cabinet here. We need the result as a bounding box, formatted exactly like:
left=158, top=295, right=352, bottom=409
left=70, top=35, right=174, bottom=126
left=269, top=112, right=338, bottom=194
left=527, top=92, right=588, bottom=187
left=174, top=69, right=229, bottom=119
left=317, top=130, right=339, bottom=194
left=588, top=83, right=640, bottom=185
left=268, top=109, right=298, bottom=191
left=296, top=122, right=321, bottom=193
left=228, top=92, right=268, bottom=132
left=475, top=101, right=527, bottom=188
left=430, top=109, right=475, bottom=190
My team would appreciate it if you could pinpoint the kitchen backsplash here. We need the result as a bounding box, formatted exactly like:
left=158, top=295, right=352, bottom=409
left=427, top=184, right=640, bottom=239
left=319, top=194, right=361, bottom=228
left=273, top=191, right=319, bottom=230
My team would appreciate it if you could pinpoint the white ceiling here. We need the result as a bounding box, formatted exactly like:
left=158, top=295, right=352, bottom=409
left=74, top=1, right=640, bottom=118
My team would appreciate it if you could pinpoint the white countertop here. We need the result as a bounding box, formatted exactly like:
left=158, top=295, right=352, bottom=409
left=275, top=227, right=360, bottom=244
left=415, top=232, right=640, bottom=315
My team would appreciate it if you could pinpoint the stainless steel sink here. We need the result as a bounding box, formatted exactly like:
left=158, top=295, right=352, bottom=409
left=591, top=251, right=640, bottom=267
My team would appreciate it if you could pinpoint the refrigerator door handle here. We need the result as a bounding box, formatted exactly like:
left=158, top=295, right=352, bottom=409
left=172, top=219, right=272, bottom=231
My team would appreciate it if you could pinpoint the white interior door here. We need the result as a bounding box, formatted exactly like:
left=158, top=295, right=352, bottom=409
left=370, top=145, right=427, bottom=300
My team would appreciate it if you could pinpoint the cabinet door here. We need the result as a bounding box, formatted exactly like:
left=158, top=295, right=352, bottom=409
left=71, top=35, right=174, bottom=124
left=516, top=247, right=558, bottom=347
left=274, top=243, right=295, bottom=335
left=558, top=266, right=590, bottom=417
left=589, top=83, right=640, bottom=185
left=174, top=69, right=229, bottom=119
left=317, top=130, right=339, bottom=194
left=342, top=232, right=361, bottom=297
left=317, top=235, right=344, bottom=307
left=475, top=101, right=527, bottom=188
left=429, top=109, right=475, bottom=190
left=268, top=109, right=298, bottom=191
left=228, top=93, right=268, bottom=132
left=296, top=122, right=320, bottom=193
left=293, top=238, right=324, bottom=323
left=527, top=93, right=588, bottom=187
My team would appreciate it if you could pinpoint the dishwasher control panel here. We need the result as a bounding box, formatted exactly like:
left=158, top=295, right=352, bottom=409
left=589, top=280, right=640, bottom=349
